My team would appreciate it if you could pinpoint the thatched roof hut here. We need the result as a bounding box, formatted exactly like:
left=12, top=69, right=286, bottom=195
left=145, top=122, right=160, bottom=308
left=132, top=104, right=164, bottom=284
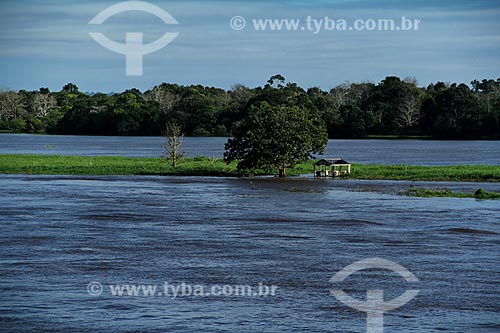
left=314, top=158, right=351, bottom=177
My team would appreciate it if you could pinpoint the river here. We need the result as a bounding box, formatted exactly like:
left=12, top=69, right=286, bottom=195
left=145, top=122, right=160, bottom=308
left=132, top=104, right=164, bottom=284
left=0, top=175, right=499, bottom=332
left=1, top=134, right=499, bottom=165
left=1, top=135, right=499, bottom=331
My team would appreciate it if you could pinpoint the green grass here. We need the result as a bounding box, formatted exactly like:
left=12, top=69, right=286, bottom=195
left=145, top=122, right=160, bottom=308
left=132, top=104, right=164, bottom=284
left=406, top=187, right=500, bottom=199
left=288, top=161, right=500, bottom=182
left=345, top=163, right=500, bottom=182
left=0, top=155, right=239, bottom=176
left=1, top=154, right=500, bottom=182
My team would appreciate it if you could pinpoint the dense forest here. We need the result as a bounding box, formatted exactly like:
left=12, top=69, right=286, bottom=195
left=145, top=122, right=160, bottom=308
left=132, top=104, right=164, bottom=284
left=1, top=76, right=499, bottom=139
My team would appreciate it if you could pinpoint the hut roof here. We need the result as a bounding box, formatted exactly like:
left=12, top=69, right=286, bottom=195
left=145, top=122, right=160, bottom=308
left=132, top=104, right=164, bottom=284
left=315, top=158, right=351, bottom=166
left=315, top=159, right=333, bottom=166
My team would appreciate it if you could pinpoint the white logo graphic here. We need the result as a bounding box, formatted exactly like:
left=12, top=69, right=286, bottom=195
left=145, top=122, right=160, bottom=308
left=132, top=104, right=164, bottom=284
left=230, top=16, right=246, bottom=30
left=87, top=281, right=103, bottom=296
left=330, top=258, right=419, bottom=333
left=89, top=1, right=179, bottom=76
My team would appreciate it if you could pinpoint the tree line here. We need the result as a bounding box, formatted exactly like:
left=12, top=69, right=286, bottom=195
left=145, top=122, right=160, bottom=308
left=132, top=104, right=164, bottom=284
left=1, top=76, right=499, bottom=139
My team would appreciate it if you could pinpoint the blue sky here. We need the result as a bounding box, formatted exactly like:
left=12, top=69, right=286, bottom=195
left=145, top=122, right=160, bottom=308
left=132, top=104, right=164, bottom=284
left=0, top=0, right=499, bottom=92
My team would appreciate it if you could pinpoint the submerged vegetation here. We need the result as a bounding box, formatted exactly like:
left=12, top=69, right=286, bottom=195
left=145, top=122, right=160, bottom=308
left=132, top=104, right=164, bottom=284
left=406, top=187, right=500, bottom=199
left=1, top=154, right=500, bottom=183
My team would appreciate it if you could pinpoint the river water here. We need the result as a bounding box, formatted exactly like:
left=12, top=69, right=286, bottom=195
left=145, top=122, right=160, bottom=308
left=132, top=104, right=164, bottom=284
left=1, top=135, right=499, bottom=331
left=0, top=174, right=499, bottom=332
left=1, top=134, right=500, bottom=165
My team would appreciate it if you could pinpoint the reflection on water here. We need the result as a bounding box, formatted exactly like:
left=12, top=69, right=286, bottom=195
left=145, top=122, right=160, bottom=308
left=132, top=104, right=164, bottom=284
left=0, top=175, right=499, bottom=332
left=1, top=134, right=500, bottom=165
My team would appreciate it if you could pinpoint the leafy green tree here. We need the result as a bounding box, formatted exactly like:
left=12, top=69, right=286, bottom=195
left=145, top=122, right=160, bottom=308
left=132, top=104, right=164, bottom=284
left=39, top=87, right=50, bottom=94
left=8, top=118, right=27, bottom=132
left=62, top=83, right=79, bottom=94
left=144, top=85, right=180, bottom=134
left=2, top=76, right=499, bottom=139
left=338, top=105, right=372, bottom=138
left=366, top=76, right=409, bottom=133
left=326, top=82, right=375, bottom=137
left=224, top=102, right=328, bottom=177
left=430, top=84, right=480, bottom=138
left=173, top=87, right=218, bottom=136
left=472, top=79, right=500, bottom=138
left=267, top=74, right=286, bottom=88
left=420, top=82, right=448, bottom=134
left=110, top=90, right=148, bottom=135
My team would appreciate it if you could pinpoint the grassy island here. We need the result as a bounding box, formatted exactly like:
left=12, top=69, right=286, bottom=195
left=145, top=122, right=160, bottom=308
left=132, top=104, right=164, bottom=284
left=1, top=154, right=500, bottom=183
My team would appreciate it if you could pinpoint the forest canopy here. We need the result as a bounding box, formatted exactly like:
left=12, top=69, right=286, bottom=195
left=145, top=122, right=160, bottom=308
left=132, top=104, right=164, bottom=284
left=0, top=77, right=499, bottom=139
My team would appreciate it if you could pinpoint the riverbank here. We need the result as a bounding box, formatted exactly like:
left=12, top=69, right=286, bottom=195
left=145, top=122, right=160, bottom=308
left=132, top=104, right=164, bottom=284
left=1, top=154, right=500, bottom=182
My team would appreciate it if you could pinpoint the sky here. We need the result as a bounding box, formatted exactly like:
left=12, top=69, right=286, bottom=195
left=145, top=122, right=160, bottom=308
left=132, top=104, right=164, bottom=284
left=0, top=0, right=499, bottom=92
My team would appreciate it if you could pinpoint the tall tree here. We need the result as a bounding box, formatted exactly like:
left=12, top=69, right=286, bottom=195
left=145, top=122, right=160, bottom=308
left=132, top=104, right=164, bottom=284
left=0, top=89, right=23, bottom=120
left=431, top=84, right=480, bottom=138
left=394, top=86, right=421, bottom=130
left=145, top=86, right=179, bottom=116
left=32, top=93, right=57, bottom=118
left=224, top=102, right=328, bottom=177
left=162, top=121, right=185, bottom=169
left=62, top=83, right=79, bottom=94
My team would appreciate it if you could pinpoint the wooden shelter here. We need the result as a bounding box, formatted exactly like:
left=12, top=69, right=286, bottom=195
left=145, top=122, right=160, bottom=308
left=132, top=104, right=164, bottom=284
left=314, top=158, right=351, bottom=177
